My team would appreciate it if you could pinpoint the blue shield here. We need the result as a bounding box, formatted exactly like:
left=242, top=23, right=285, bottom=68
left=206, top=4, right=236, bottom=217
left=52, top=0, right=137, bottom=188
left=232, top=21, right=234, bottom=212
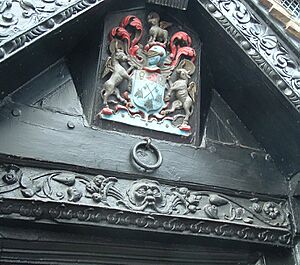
left=131, top=70, right=166, bottom=113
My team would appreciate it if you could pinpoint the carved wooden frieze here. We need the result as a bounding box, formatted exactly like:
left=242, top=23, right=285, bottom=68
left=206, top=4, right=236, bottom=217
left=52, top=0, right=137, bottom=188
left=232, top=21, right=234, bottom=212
left=0, top=0, right=97, bottom=61
left=0, top=164, right=292, bottom=246
left=96, top=12, right=198, bottom=136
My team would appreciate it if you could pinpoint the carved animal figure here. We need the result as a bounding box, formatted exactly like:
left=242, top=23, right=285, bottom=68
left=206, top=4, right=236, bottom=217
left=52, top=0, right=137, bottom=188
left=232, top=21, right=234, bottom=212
left=162, top=61, right=196, bottom=127
left=101, top=44, right=131, bottom=106
left=147, top=12, right=172, bottom=45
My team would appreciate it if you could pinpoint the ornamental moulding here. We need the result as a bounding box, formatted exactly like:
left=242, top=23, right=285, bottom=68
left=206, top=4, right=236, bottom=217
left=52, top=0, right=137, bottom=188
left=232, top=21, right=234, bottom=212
left=197, top=0, right=300, bottom=111
left=0, top=164, right=292, bottom=246
left=0, top=0, right=299, bottom=112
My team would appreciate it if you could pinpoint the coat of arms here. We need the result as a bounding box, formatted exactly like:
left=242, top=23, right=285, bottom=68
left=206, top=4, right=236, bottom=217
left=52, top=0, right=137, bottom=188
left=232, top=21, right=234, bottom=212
left=97, top=12, right=198, bottom=136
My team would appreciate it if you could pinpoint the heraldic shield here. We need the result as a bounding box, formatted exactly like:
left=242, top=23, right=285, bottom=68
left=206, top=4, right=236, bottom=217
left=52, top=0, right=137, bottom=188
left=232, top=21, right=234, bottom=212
left=131, top=70, right=166, bottom=114
left=97, top=12, right=198, bottom=137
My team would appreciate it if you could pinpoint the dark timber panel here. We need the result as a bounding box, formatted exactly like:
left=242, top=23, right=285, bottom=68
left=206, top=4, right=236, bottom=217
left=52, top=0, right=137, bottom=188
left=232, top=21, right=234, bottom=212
left=0, top=99, right=286, bottom=196
left=0, top=220, right=262, bottom=265
left=186, top=0, right=300, bottom=177
left=206, top=90, right=262, bottom=150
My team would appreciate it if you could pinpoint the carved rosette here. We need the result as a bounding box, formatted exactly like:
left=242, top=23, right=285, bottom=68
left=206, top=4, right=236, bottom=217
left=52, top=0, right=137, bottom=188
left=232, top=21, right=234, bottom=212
left=97, top=12, right=198, bottom=136
left=0, top=165, right=292, bottom=246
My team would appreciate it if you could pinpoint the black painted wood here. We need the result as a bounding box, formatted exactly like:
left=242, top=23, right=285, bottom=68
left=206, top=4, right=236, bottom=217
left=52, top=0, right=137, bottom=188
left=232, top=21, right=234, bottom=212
left=0, top=220, right=263, bottom=265
left=0, top=1, right=297, bottom=264
left=289, top=173, right=300, bottom=235
left=11, top=60, right=83, bottom=117
left=0, top=98, right=286, bottom=196
left=206, top=90, right=262, bottom=150
left=0, top=0, right=298, bottom=178
left=186, top=0, right=300, bottom=177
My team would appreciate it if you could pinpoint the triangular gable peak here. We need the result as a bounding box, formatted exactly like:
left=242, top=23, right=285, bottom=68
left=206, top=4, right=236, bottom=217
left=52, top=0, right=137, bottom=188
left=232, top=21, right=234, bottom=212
left=0, top=0, right=299, bottom=176
left=0, top=0, right=299, bottom=108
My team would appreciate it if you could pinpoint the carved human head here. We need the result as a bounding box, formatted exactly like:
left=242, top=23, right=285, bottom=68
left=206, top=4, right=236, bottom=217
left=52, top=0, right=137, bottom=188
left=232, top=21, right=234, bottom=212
left=127, top=179, right=163, bottom=207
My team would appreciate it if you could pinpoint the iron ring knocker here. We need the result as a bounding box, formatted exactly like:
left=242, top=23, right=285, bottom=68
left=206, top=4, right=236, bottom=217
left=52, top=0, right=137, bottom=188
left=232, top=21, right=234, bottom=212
left=131, top=138, right=163, bottom=171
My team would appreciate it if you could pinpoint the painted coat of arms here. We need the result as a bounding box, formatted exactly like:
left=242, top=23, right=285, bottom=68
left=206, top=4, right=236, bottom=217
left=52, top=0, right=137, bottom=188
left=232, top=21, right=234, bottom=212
left=97, top=12, right=198, bottom=136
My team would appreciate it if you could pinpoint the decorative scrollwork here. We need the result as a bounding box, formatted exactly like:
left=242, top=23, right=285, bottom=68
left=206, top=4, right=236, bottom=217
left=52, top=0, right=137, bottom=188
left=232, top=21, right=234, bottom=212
left=0, top=164, right=293, bottom=246
left=0, top=0, right=96, bottom=61
left=205, top=0, right=300, bottom=110
left=0, top=165, right=291, bottom=231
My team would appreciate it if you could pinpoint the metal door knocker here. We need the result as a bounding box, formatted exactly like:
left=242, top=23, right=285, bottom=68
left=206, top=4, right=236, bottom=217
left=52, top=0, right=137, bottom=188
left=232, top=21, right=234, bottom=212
left=131, top=138, right=163, bottom=171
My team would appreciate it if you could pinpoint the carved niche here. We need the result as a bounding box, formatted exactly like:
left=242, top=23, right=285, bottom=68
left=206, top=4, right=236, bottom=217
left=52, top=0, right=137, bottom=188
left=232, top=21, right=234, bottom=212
left=94, top=10, right=201, bottom=140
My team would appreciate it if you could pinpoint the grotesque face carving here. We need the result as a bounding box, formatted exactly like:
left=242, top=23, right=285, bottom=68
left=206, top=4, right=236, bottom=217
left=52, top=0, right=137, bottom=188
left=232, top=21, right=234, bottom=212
left=127, top=179, right=165, bottom=211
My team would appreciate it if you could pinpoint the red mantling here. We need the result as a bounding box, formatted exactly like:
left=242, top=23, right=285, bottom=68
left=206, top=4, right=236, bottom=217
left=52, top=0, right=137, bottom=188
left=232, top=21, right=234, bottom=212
left=142, top=66, right=161, bottom=73
left=170, top=31, right=196, bottom=66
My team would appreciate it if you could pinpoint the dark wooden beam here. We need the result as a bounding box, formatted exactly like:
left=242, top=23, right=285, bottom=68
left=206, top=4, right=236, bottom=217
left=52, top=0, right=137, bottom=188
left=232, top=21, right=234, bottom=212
left=0, top=101, right=286, bottom=196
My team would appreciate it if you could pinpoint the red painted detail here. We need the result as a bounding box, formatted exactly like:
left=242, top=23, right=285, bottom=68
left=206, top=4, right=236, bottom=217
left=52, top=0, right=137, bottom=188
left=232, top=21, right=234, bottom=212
left=118, top=15, right=144, bottom=56
left=179, top=124, right=191, bottom=131
left=170, top=31, right=192, bottom=57
left=123, top=91, right=130, bottom=101
left=169, top=31, right=196, bottom=66
left=121, top=15, right=143, bottom=30
left=129, top=45, right=140, bottom=57
left=147, top=73, right=158, bottom=81
left=142, top=66, right=161, bottom=73
left=115, top=105, right=128, bottom=112
left=110, top=27, right=131, bottom=50
left=114, top=104, right=145, bottom=119
left=127, top=102, right=134, bottom=108
left=101, top=107, right=113, bottom=115
left=172, top=46, right=196, bottom=66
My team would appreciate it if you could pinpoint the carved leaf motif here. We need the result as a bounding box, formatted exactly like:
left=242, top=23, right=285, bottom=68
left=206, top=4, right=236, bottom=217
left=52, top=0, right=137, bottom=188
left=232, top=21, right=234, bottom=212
left=20, top=174, right=41, bottom=198
left=208, top=194, right=228, bottom=206
left=86, top=175, right=122, bottom=204
left=204, top=204, right=219, bottom=219
left=243, top=216, right=254, bottom=224
left=22, top=0, right=39, bottom=9
left=21, top=188, right=36, bottom=198
left=0, top=0, right=12, bottom=13
left=215, top=224, right=234, bottom=236
left=210, top=0, right=300, bottom=110
left=163, top=218, right=185, bottom=231
left=52, top=173, right=76, bottom=186
left=0, top=13, right=18, bottom=28
left=170, top=187, right=201, bottom=215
